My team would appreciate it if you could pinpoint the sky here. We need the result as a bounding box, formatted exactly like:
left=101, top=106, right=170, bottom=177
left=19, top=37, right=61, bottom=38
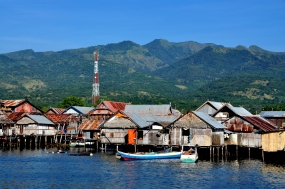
left=1, top=0, right=285, bottom=54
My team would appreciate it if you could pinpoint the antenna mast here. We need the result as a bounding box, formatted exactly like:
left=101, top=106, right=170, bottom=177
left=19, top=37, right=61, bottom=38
left=92, top=51, right=99, bottom=104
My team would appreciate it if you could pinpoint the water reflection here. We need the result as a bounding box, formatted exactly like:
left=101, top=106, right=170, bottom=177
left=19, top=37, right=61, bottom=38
left=0, top=149, right=285, bottom=188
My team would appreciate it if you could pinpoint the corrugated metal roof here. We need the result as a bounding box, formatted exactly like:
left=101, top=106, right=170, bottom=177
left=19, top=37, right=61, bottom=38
left=63, top=106, right=94, bottom=114
left=103, top=101, right=130, bottom=112
left=242, top=116, right=277, bottom=132
left=78, top=120, right=102, bottom=130
left=0, top=99, right=26, bottom=107
left=213, top=105, right=252, bottom=117
left=0, top=110, right=14, bottom=124
left=90, top=109, right=114, bottom=115
left=260, top=111, right=285, bottom=117
left=193, top=111, right=226, bottom=129
left=228, top=106, right=252, bottom=116
left=123, top=104, right=181, bottom=128
left=196, top=101, right=232, bottom=111
left=45, top=108, right=65, bottom=114
left=45, top=114, right=78, bottom=124
left=27, top=115, right=54, bottom=125
left=8, top=112, right=41, bottom=121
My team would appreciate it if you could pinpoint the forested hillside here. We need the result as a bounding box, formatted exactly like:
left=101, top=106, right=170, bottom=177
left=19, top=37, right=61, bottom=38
left=1, top=39, right=285, bottom=113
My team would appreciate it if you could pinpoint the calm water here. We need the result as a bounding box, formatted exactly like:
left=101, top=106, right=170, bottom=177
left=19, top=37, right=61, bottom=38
left=0, top=148, right=285, bottom=189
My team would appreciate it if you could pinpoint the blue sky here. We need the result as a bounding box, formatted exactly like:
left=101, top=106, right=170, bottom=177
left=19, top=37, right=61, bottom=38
left=1, top=0, right=285, bottom=54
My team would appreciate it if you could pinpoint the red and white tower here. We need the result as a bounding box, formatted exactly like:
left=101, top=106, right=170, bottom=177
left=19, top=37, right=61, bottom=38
left=92, top=51, right=99, bottom=104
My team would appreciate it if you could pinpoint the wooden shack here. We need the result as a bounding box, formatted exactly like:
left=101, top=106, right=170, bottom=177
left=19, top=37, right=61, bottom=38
left=123, top=104, right=181, bottom=149
left=0, top=110, right=14, bottom=136
left=78, top=119, right=102, bottom=140
left=100, top=111, right=137, bottom=145
left=223, top=115, right=277, bottom=148
left=16, top=115, right=56, bottom=136
left=171, top=111, right=226, bottom=147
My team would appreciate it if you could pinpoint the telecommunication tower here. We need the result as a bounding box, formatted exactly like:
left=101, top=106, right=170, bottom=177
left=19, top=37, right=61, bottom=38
left=92, top=51, right=99, bottom=104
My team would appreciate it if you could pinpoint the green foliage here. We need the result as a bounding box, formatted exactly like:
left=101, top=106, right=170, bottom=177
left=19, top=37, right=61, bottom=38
left=262, top=104, right=285, bottom=111
left=59, top=96, right=85, bottom=108
left=1, top=40, right=285, bottom=113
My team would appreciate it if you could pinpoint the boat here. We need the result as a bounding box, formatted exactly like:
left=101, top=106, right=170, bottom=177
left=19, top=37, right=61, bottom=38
left=68, top=152, right=93, bottom=156
left=69, top=136, right=85, bottom=147
left=180, top=145, right=198, bottom=163
left=117, top=148, right=181, bottom=161
left=115, top=152, right=122, bottom=160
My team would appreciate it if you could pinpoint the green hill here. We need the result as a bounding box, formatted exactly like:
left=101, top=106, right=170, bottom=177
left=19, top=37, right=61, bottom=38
left=1, top=39, right=285, bottom=113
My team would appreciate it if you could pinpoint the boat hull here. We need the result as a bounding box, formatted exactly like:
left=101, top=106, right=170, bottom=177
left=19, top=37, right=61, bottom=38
left=180, top=154, right=198, bottom=163
left=117, top=151, right=181, bottom=161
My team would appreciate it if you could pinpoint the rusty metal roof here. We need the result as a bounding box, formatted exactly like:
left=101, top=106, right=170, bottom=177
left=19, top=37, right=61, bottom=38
left=78, top=120, right=103, bottom=130
left=104, top=101, right=130, bottom=112
left=242, top=116, right=278, bottom=132
left=45, top=114, right=78, bottom=124
left=90, top=109, right=114, bottom=115
left=0, top=110, right=14, bottom=124
left=8, top=112, right=41, bottom=121
left=93, top=101, right=130, bottom=114
left=0, top=99, right=26, bottom=107
left=45, top=108, right=66, bottom=114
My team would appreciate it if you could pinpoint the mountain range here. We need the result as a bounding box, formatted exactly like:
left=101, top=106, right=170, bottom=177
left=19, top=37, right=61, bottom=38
left=1, top=39, right=285, bottom=113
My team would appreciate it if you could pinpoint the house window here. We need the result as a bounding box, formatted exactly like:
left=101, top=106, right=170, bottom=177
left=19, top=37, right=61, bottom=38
left=137, top=130, right=143, bottom=140
left=182, top=128, right=190, bottom=136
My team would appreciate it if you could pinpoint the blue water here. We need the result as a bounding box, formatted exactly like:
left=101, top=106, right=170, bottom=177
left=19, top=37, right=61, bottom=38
left=0, top=148, right=285, bottom=189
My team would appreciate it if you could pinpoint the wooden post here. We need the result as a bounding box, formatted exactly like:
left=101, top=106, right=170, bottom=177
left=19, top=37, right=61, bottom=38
left=262, top=150, right=264, bottom=162
left=248, top=147, right=250, bottom=160
left=236, top=145, right=238, bottom=158
left=116, top=145, right=118, bottom=151
left=96, top=140, right=99, bottom=152
left=217, top=147, right=220, bottom=159
left=225, top=145, right=228, bottom=157
left=105, top=144, right=107, bottom=153
left=210, top=147, right=212, bottom=160
left=222, top=146, right=224, bottom=157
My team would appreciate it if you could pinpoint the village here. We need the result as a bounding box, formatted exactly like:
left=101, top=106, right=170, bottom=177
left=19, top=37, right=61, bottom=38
left=0, top=98, right=284, bottom=162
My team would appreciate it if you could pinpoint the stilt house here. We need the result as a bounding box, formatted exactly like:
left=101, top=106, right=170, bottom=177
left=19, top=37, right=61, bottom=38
left=213, top=105, right=277, bottom=148
left=171, top=111, right=226, bottom=147
left=0, top=110, right=14, bottom=136
left=16, top=114, right=56, bottom=136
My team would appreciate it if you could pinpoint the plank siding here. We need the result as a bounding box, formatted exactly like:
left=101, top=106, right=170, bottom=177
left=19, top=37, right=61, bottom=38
left=262, top=132, right=285, bottom=152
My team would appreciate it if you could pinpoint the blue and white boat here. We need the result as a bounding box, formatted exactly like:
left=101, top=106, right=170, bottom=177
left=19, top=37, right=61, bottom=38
left=117, top=149, right=181, bottom=161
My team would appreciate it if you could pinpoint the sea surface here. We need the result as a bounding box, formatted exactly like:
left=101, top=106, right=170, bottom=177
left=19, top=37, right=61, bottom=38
left=0, top=148, right=285, bottom=189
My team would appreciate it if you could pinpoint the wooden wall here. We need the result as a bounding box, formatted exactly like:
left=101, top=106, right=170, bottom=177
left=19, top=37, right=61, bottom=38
left=212, top=132, right=224, bottom=146
left=136, top=130, right=169, bottom=146
left=170, top=128, right=212, bottom=146
left=239, top=133, right=261, bottom=148
left=100, top=129, right=128, bottom=144
left=262, top=132, right=285, bottom=152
